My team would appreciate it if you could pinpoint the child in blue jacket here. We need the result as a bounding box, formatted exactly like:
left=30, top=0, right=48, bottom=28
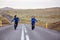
left=12, top=15, right=19, bottom=30
left=31, top=16, right=37, bottom=30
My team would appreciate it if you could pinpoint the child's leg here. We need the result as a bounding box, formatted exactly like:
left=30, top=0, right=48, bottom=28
left=32, top=24, right=35, bottom=30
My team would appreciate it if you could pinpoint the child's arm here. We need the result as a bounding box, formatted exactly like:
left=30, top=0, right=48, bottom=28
left=11, top=18, right=15, bottom=22
left=35, top=19, right=38, bottom=22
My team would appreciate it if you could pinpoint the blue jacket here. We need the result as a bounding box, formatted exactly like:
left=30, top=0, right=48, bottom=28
left=12, top=17, right=19, bottom=23
left=31, top=18, right=37, bottom=25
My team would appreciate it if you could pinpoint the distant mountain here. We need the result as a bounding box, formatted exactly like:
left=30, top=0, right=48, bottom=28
left=0, top=7, right=60, bottom=10
left=45, top=7, right=60, bottom=9
left=0, top=7, right=14, bottom=10
left=0, top=7, right=60, bottom=15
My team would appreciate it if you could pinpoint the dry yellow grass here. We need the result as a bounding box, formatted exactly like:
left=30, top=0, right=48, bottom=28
left=0, top=7, right=60, bottom=31
left=0, top=20, right=2, bottom=26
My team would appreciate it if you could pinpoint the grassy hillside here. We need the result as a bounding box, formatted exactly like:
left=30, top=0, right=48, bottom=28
left=48, top=21, right=60, bottom=31
left=0, top=7, right=60, bottom=31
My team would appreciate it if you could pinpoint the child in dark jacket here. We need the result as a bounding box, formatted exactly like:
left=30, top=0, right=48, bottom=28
left=12, top=15, right=19, bottom=30
left=31, top=16, right=37, bottom=30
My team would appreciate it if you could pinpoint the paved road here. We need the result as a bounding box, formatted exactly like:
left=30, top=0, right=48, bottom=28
left=0, top=24, right=60, bottom=40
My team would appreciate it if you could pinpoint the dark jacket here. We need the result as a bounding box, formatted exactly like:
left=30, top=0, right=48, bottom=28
left=31, top=18, right=37, bottom=25
left=12, top=17, right=19, bottom=23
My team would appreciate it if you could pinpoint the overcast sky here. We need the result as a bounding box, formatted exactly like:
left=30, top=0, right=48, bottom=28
left=0, top=0, right=60, bottom=9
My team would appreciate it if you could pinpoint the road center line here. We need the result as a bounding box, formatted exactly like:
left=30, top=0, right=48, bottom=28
left=24, top=25, right=29, bottom=40
left=25, top=28, right=27, bottom=33
left=21, top=24, right=24, bottom=40
left=26, top=35, right=29, bottom=40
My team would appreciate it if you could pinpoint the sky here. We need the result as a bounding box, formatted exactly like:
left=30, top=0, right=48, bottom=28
left=0, top=0, right=60, bottom=9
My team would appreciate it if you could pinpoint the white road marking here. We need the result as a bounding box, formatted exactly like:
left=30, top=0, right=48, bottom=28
left=21, top=24, right=29, bottom=40
left=21, top=25, right=24, bottom=40
left=25, top=28, right=27, bottom=33
left=26, top=35, right=29, bottom=40
left=25, top=25, right=29, bottom=40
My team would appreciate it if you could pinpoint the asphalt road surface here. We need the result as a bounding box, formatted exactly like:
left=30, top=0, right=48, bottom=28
left=0, top=24, right=60, bottom=40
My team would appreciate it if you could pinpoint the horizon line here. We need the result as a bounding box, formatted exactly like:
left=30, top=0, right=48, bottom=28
left=0, top=6, right=60, bottom=9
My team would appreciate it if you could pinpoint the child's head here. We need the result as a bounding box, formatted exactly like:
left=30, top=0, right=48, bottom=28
left=32, top=16, right=35, bottom=18
left=14, top=15, right=17, bottom=18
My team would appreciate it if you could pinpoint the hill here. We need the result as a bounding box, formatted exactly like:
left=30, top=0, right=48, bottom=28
left=48, top=21, right=60, bottom=31
left=0, top=7, right=60, bottom=31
